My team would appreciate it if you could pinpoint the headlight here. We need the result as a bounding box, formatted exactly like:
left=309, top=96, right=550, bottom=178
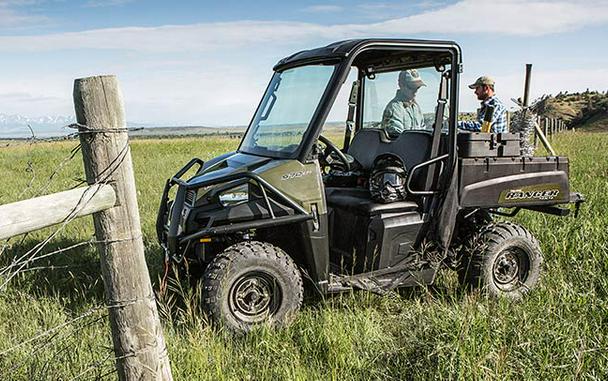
left=219, top=183, right=249, bottom=206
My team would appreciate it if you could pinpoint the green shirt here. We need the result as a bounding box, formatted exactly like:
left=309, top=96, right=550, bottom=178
left=381, top=90, right=426, bottom=138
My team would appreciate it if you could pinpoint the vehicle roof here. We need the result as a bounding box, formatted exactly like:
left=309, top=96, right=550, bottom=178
left=274, top=38, right=461, bottom=71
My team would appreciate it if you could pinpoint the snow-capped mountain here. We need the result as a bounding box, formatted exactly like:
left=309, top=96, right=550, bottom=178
left=0, top=113, right=76, bottom=138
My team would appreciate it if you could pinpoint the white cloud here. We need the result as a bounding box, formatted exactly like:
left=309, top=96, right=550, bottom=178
left=2, top=0, right=608, bottom=125
left=0, top=4, right=47, bottom=27
left=372, top=0, right=608, bottom=36
left=84, top=0, right=135, bottom=8
left=301, top=5, right=344, bottom=13
left=0, top=1, right=607, bottom=53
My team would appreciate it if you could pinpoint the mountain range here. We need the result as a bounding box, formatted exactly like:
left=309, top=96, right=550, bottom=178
left=0, top=113, right=76, bottom=138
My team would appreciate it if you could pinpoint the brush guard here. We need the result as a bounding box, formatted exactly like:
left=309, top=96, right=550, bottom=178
left=156, top=158, right=312, bottom=262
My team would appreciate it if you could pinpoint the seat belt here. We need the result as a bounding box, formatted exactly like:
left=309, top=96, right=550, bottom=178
left=423, top=72, right=449, bottom=208
left=343, top=80, right=359, bottom=152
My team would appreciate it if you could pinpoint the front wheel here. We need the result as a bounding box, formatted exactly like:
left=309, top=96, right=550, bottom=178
left=459, top=222, right=544, bottom=299
left=202, top=241, right=303, bottom=332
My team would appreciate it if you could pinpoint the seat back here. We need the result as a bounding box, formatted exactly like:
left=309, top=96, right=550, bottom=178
left=348, top=129, right=432, bottom=171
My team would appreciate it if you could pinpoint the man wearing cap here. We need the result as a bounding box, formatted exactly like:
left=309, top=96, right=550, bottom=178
left=381, top=69, right=428, bottom=139
left=458, top=76, right=507, bottom=133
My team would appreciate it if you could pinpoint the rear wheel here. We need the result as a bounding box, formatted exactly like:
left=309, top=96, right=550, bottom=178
left=459, top=222, right=543, bottom=299
left=202, top=241, right=303, bottom=332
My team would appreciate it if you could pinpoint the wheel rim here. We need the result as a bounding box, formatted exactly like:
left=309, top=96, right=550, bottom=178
left=229, top=271, right=282, bottom=323
left=492, top=247, right=530, bottom=290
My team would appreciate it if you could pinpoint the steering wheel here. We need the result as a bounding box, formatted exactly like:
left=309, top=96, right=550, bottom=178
left=318, top=135, right=351, bottom=172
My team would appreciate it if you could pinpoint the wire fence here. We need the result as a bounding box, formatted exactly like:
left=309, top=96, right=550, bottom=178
left=0, top=124, right=135, bottom=380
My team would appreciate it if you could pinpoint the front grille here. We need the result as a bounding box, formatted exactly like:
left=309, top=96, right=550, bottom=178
left=185, top=190, right=196, bottom=206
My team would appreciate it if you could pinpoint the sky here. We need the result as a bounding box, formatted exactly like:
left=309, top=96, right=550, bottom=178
left=1, top=0, right=608, bottom=127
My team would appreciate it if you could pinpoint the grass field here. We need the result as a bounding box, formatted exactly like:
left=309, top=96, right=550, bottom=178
left=0, top=131, right=606, bottom=380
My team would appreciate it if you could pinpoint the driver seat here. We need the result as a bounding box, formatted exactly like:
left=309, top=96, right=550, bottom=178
left=324, top=129, right=430, bottom=215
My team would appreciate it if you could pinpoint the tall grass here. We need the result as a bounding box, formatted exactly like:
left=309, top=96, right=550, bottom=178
left=0, top=132, right=606, bottom=380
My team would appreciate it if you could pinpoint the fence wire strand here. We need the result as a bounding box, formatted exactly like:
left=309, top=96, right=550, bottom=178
left=0, top=131, right=131, bottom=290
left=0, top=123, right=160, bottom=379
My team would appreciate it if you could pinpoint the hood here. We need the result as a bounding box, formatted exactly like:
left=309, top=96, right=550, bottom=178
left=187, top=152, right=272, bottom=188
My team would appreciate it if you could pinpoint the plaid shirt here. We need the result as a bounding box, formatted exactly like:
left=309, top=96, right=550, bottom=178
left=458, top=96, right=507, bottom=133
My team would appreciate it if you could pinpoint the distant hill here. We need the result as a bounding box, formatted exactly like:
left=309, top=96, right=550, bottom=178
left=532, top=91, right=608, bottom=131
left=128, top=125, right=246, bottom=139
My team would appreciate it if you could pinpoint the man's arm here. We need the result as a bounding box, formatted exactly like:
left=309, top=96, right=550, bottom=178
left=381, top=103, right=405, bottom=138
left=458, top=120, right=481, bottom=131
left=459, top=101, right=507, bottom=133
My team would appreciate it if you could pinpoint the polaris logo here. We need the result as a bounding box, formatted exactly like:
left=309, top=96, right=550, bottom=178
left=282, top=170, right=312, bottom=181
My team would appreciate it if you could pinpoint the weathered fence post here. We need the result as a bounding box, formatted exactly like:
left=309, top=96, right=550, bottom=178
left=73, top=75, right=173, bottom=381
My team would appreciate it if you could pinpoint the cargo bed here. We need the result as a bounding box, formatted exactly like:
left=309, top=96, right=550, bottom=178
left=458, top=156, right=570, bottom=208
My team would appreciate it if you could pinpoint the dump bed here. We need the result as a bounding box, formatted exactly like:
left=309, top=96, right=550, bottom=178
left=458, top=156, right=570, bottom=208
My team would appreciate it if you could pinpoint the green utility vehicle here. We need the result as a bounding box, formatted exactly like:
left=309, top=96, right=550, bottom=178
left=157, top=39, right=583, bottom=332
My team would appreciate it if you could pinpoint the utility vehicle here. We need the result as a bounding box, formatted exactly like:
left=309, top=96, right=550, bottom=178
left=157, top=39, right=583, bottom=332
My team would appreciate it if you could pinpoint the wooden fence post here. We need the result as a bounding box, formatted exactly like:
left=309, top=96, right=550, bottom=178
left=73, top=75, right=173, bottom=381
left=552, top=119, right=556, bottom=136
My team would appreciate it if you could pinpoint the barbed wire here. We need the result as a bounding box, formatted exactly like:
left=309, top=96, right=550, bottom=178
left=0, top=239, right=95, bottom=277
left=0, top=121, right=163, bottom=379
left=16, top=125, right=39, bottom=200
left=0, top=312, right=107, bottom=378
left=0, top=123, right=145, bottom=148
left=0, top=122, right=131, bottom=289
left=0, top=294, right=160, bottom=380
left=0, top=305, right=105, bottom=357
left=34, top=144, right=82, bottom=197
left=67, top=351, right=116, bottom=381
left=1, top=125, right=83, bottom=262
left=67, top=123, right=143, bottom=136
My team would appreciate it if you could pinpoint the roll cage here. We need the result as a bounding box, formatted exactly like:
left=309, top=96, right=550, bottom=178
left=240, top=39, right=463, bottom=191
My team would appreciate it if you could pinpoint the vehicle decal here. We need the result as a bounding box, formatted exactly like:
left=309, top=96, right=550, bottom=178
left=499, top=183, right=562, bottom=203
left=281, top=170, right=312, bottom=181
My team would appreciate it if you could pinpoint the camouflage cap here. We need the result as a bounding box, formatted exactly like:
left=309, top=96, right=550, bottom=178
left=399, top=69, right=426, bottom=88
left=468, top=75, right=495, bottom=89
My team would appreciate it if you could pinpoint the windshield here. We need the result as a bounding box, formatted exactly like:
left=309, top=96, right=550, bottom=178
left=239, top=64, right=336, bottom=158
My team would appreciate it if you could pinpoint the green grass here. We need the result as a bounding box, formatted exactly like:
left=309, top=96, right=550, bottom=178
left=0, top=132, right=607, bottom=380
